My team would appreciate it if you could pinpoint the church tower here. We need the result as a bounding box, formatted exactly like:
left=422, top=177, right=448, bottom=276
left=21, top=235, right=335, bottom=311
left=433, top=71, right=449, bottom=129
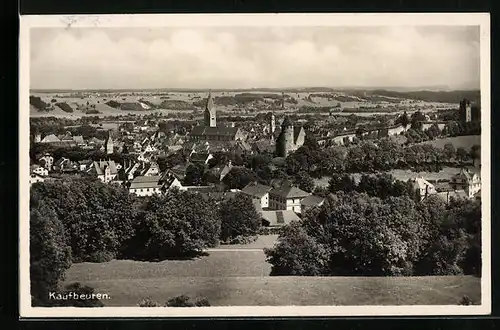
left=104, top=130, right=114, bottom=155
left=204, top=91, right=216, bottom=127
left=271, top=113, right=276, bottom=134
left=276, top=116, right=295, bottom=158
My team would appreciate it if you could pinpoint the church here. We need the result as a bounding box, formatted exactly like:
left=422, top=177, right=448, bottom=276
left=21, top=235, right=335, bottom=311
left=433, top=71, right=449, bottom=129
left=190, top=91, right=246, bottom=142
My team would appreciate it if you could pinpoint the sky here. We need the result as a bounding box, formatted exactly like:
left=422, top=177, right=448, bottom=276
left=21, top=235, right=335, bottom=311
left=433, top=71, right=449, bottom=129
left=29, top=26, right=480, bottom=90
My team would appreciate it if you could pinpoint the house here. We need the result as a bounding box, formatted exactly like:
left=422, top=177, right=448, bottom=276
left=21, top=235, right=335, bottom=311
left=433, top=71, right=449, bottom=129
left=53, top=157, right=73, bottom=172
left=29, top=173, right=45, bottom=186
left=260, top=210, right=301, bottom=227
left=268, top=181, right=311, bottom=213
left=125, top=162, right=141, bottom=180
left=78, top=159, right=94, bottom=172
left=91, top=160, right=118, bottom=183
left=189, top=152, right=214, bottom=165
left=140, top=162, right=160, bottom=177
left=300, top=195, right=325, bottom=213
left=73, top=135, right=85, bottom=146
left=451, top=167, right=481, bottom=199
left=241, top=182, right=272, bottom=209
left=129, top=175, right=163, bottom=196
left=409, top=177, right=438, bottom=201
left=30, top=165, right=48, bottom=177
left=37, top=153, right=54, bottom=170
left=40, top=134, right=61, bottom=144
left=436, top=190, right=468, bottom=204
left=163, top=163, right=189, bottom=182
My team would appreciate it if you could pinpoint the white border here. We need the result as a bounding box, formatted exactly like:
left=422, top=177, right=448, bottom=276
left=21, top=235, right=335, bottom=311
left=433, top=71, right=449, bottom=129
left=19, top=13, right=491, bottom=318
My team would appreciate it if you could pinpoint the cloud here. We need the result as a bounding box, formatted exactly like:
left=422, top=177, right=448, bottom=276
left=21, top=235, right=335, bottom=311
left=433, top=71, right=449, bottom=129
left=29, top=26, right=480, bottom=89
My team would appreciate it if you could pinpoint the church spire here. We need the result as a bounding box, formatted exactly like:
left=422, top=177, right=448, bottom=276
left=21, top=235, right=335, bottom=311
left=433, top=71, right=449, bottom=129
left=204, top=90, right=216, bottom=127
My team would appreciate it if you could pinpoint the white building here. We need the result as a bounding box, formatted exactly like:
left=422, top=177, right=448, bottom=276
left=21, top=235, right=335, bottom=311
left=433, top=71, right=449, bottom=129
left=451, top=168, right=481, bottom=199
left=129, top=175, right=162, bottom=196
left=29, top=173, right=45, bottom=186
left=409, top=177, right=438, bottom=201
left=268, top=181, right=311, bottom=213
left=241, top=182, right=272, bottom=209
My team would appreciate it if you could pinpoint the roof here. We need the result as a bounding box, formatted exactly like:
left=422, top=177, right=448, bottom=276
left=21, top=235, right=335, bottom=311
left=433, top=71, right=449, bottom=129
left=190, top=125, right=240, bottom=137
left=436, top=190, right=468, bottom=202
left=410, top=177, right=436, bottom=191
left=190, top=152, right=211, bottom=163
left=129, top=175, right=162, bottom=189
left=269, top=181, right=310, bottom=199
left=41, top=134, right=60, bottom=143
left=205, top=91, right=214, bottom=112
left=73, top=135, right=85, bottom=144
left=281, top=116, right=292, bottom=128
left=454, top=167, right=480, bottom=181
left=241, top=182, right=272, bottom=198
left=300, top=195, right=325, bottom=207
left=93, top=160, right=118, bottom=176
left=260, top=210, right=300, bottom=227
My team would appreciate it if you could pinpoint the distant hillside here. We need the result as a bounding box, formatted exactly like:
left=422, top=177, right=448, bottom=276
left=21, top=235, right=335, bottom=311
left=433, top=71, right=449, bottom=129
left=361, top=90, right=480, bottom=104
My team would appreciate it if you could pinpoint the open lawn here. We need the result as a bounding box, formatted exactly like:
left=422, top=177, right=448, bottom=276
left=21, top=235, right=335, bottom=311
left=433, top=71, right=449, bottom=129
left=63, top=271, right=481, bottom=306
left=423, top=135, right=481, bottom=150
left=64, top=242, right=481, bottom=306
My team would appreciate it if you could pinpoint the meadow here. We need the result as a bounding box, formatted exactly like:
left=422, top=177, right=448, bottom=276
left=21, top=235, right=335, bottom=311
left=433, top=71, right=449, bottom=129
left=64, top=234, right=481, bottom=307
left=64, top=258, right=480, bottom=306
left=423, top=135, right=481, bottom=150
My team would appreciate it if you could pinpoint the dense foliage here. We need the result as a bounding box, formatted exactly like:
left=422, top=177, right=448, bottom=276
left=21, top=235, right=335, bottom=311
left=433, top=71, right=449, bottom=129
left=122, top=190, right=221, bottom=260
left=30, top=198, right=72, bottom=306
left=265, top=192, right=481, bottom=276
left=219, top=193, right=261, bottom=242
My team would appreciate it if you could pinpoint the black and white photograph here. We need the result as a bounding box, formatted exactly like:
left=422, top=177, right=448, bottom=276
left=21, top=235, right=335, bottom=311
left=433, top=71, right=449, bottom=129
left=19, top=13, right=491, bottom=317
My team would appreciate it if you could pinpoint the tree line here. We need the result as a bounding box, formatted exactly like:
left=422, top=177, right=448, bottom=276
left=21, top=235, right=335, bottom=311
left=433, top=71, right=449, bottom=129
left=265, top=192, right=481, bottom=277
left=29, top=178, right=261, bottom=306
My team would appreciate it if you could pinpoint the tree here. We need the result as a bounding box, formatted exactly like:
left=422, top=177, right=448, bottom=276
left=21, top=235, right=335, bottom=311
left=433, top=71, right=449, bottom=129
left=266, top=193, right=422, bottom=276
left=470, top=144, right=481, bottom=167
left=184, top=163, right=206, bottom=186
left=327, top=174, right=356, bottom=193
left=219, top=193, right=261, bottom=242
left=396, top=111, right=409, bottom=128
left=222, top=167, right=258, bottom=190
left=410, top=111, right=426, bottom=130
left=443, top=143, right=456, bottom=161
left=30, top=200, right=72, bottom=306
left=456, top=147, right=469, bottom=162
left=293, top=171, right=315, bottom=193
left=124, top=190, right=220, bottom=260
left=264, top=222, right=330, bottom=276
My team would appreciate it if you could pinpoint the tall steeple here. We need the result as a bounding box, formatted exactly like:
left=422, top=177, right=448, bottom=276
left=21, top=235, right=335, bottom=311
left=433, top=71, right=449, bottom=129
left=105, top=130, right=114, bottom=155
left=204, top=90, right=216, bottom=127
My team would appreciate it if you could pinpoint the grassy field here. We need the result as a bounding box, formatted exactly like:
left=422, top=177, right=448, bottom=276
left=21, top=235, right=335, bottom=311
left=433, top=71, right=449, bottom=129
left=63, top=271, right=481, bottom=306
left=423, top=135, right=481, bottom=150
left=64, top=239, right=481, bottom=307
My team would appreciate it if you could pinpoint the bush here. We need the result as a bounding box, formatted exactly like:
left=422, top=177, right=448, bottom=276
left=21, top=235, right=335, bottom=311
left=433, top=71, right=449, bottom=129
left=138, top=297, right=161, bottom=307
left=228, top=235, right=258, bottom=245
left=459, top=295, right=474, bottom=305
left=55, top=102, right=74, bottom=113
left=166, top=295, right=211, bottom=307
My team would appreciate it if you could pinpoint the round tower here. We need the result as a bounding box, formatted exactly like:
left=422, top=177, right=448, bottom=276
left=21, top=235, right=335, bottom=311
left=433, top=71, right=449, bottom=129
left=276, top=116, right=294, bottom=157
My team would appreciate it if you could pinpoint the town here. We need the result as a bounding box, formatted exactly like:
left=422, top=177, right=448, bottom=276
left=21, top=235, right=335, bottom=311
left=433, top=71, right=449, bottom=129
left=30, top=89, right=481, bottom=216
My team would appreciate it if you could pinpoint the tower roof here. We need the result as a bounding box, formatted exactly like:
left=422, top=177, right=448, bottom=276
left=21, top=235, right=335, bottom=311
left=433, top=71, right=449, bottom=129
left=205, top=91, right=214, bottom=112
left=281, top=116, right=292, bottom=128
